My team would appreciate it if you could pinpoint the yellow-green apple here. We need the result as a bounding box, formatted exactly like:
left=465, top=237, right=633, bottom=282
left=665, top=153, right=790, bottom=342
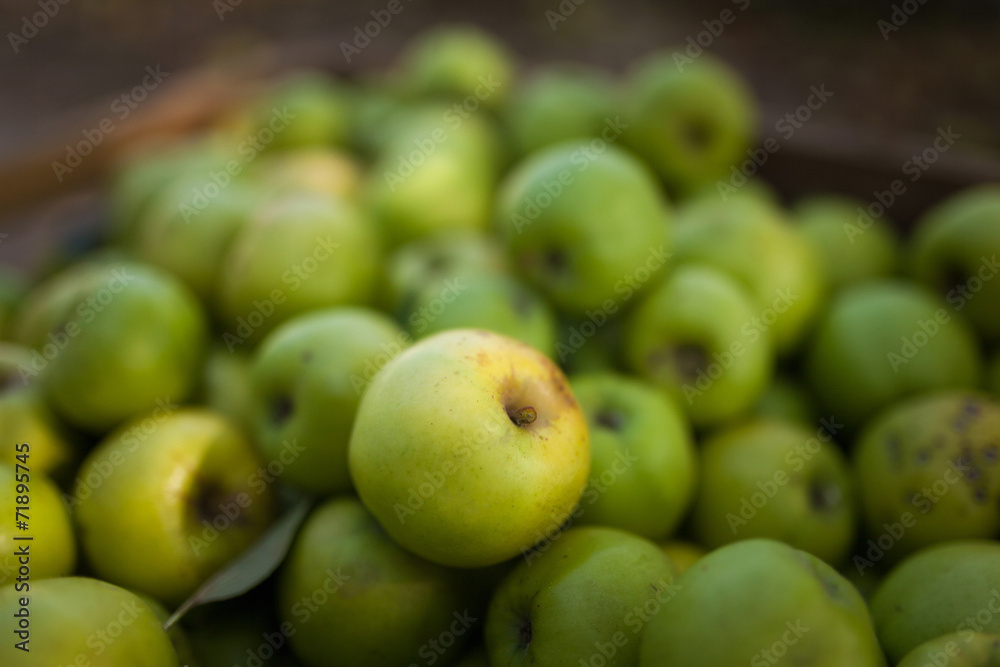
left=251, top=147, right=361, bottom=200
left=854, top=392, right=1000, bottom=562
left=672, top=195, right=825, bottom=352
left=639, top=539, right=886, bottom=666
left=249, top=307, right=407, bottom=495
left=623, top=53, right=757, bottom=196
left=909, top=185, right=1000, bottom=340
left=795, top=195, right=899, bottom=291
left=348, top=329, right=590, bottom=567
left=0, top=577, right=178, bottom=666
left=805, top=280, right=981, bottom=428
left=692, top=418, right=856, bottom=565
left=405, top=274, right=557, bottom=357
left=392, top=25, right=514, bottom=109
left=217, top=191, right=380, bottom=347
left=249, top=71, right=352, bottom=151
left=0, top=462, right=75, bottom=587
left=14, top=260, right=207, bottom=432
left=568, top=372, right=697, bottom=539
left=658, top=540, right=706, bottom=574
left=72, top=408, right=276, bottom=604
left=870, top=540, right=1000, bottom=662
left=897, top=632, right=1000, bottom=667
left=624, top=264, right=774, bottom=427
left=496, top=142, right=672, bottom=315
left=485, top=526, right=678, bottom=667
left=505, top=64, right=616, bottom=156
left=280, top=497, right=481, bottom=667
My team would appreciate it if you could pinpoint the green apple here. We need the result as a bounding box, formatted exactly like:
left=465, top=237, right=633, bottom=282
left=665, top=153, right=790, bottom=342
left=568, top=372, right=697, bottom=539
left=897, top=632, right=1000, bottom=667
left=752, top=375, right=817, bottom=425
left=249, top=307, right=406, bottom=495
left=496, top=142, right=672, bottom=315
left=405, top=274, right=557, bottom=357
left=485, top=526, right=678, bottom=667
left=217, top=191, right=380, bottom=346
left=795, top=195, right=899, bottom=291
left=349, top=329, right=590, bottom=567
left=870, top=540, right=1000, bottom=663
left=854, top=392, right=1000, bottom=561
left=805, top=280, right=981, bottom=428
left=639, top=539, right=886, bottom=667
left=0, top=577, right=178, bottom=666
left=365, top=104, right=501, bottom=246
left=129, top=173, right=256, bottom=303
left=251, top=147, right=361, bottom=200
left=250, top=71, right=352, bottom=151
left=280, top=497, right=481, bottom=667
left=137, top=592, right=201, bottom=667
left=623, top=263, right=774, bottom=427
left=910, top=185, right=1000, bottom=340
left=14, top=260, right=208, bottom=432
left=673, top=194, right=825, bottom=352
left=623, top=53, right=757, bottom=196
left=382, top=231, right=508, bottom=315
left=0, top=342, right=74, bottom=481
left=658, top=540, right=706, bottom=574
left=692, top=418, right=856, bottom=565
left=505, top=63, right=616, bottom=156
left=72, top=408, right=276, bottom=604
left=0, top=462, right=74, bottom=587
left=198, top=344, right=254, bottom=431
left=393, top=25, right=514, bottom=109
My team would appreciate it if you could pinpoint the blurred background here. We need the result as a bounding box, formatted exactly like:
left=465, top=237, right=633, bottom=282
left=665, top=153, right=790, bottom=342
left=2, top=0, right=1000, bottom=268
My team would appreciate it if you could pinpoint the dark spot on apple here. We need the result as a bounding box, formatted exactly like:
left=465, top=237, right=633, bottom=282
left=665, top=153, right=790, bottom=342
left=517, top=615, right=532, bottom=649
left=508, top=406, right=537, bottom=427
left=681, top=117, right=713, bottom=154
left=271, top=394, right=294, bottom=424
left=973, top=487, right=989, bottom=504
left=543, top=248, right=568, bottom=276
left=511, top=285, right=535, bottom=319
left=192, top=480, right=242, bottom=525
left=301, top=350, right=313, bottom=363
left=914, top=448, right=931, bottom=465
left=662, top=343, right=709, bottom=383
left=425, top=251, right=450, bottom=274
left=985, top=445, right=999, bottom=464
left=595, top=409, right=625, bottom=432
left=808, top=479, right=842, bottom=512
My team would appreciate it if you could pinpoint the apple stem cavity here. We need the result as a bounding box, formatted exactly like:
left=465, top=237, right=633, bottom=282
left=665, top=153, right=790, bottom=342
left=509, top=406, right=538, bottom=427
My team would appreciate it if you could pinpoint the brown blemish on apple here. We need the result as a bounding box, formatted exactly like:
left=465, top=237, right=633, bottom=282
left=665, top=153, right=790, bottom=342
left=647, top=342, right=709, bottom=384
left=271, top=394, right=294, bottom=425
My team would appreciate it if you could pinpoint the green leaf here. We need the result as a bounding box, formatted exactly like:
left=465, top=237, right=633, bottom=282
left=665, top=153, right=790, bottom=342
left=164, top=498, right=311, bottom=630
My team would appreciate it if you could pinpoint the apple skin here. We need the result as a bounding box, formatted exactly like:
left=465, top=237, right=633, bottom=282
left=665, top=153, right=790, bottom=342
left=795, top=195, right=899, bottom=291
left=393, top=25, right=514, bottom=109
left=870, top=540, right=1000, bottom=663
left=365, top=105, right=501, bottom=247
left=250, top=71, right=352, bottom=151
left=129, top=174, right=256, bottom=303
left=805, top=280, right=981, bottom=428
left=854, top=392, right=1000, bottom=562
left=496, top=142, right=672, bottom=316
left=485, top=526, right=678, bottom=667
left=624, top=263, right=774, bottom=427
left=505, top=64, right=616, bottom=156
left=752, top=375, right=817, bottom=426
left=639, top=539, right=886, bottom=667
left=249, top=307, right=407, bottom=495
left=0, top=463, right=75, bottom=587
left=896, top=632, right=1000, bottom=667
left=280, top=497, right=481, bottom=667
left=622, top=53, right=757, bottom=197
left=251, top=147, right=362, bottom=201
left=406, top=274, right=558, bottom=358
left=14, top=260, right=208, bottom=432
left=909, top=185, right=1000, bottom=341
left=0, top=577, right=179, bottom=666
left=672, top=195, right=825, bottom=353
left=692, top=418, right=856, bottom=565
left=658, top=540, right=706, bottom=575
left=217, top=192, right=380, bottom=345
left=382, top=231, right=508, bottom=315
left=348, top=329, right=590, bottom=568
left=568, top=372, right=697, bottom=540
left=72, top=408, right=276, bottom=605
left=198, top=344, right=254, bottom=432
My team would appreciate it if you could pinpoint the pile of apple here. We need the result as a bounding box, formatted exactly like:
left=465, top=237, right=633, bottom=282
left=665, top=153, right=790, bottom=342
left=3, top=25, right=1000, bottom=667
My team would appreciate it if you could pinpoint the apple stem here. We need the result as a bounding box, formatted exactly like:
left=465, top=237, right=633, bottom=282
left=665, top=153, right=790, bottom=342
left=511, top=406, right=537, bottom=427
